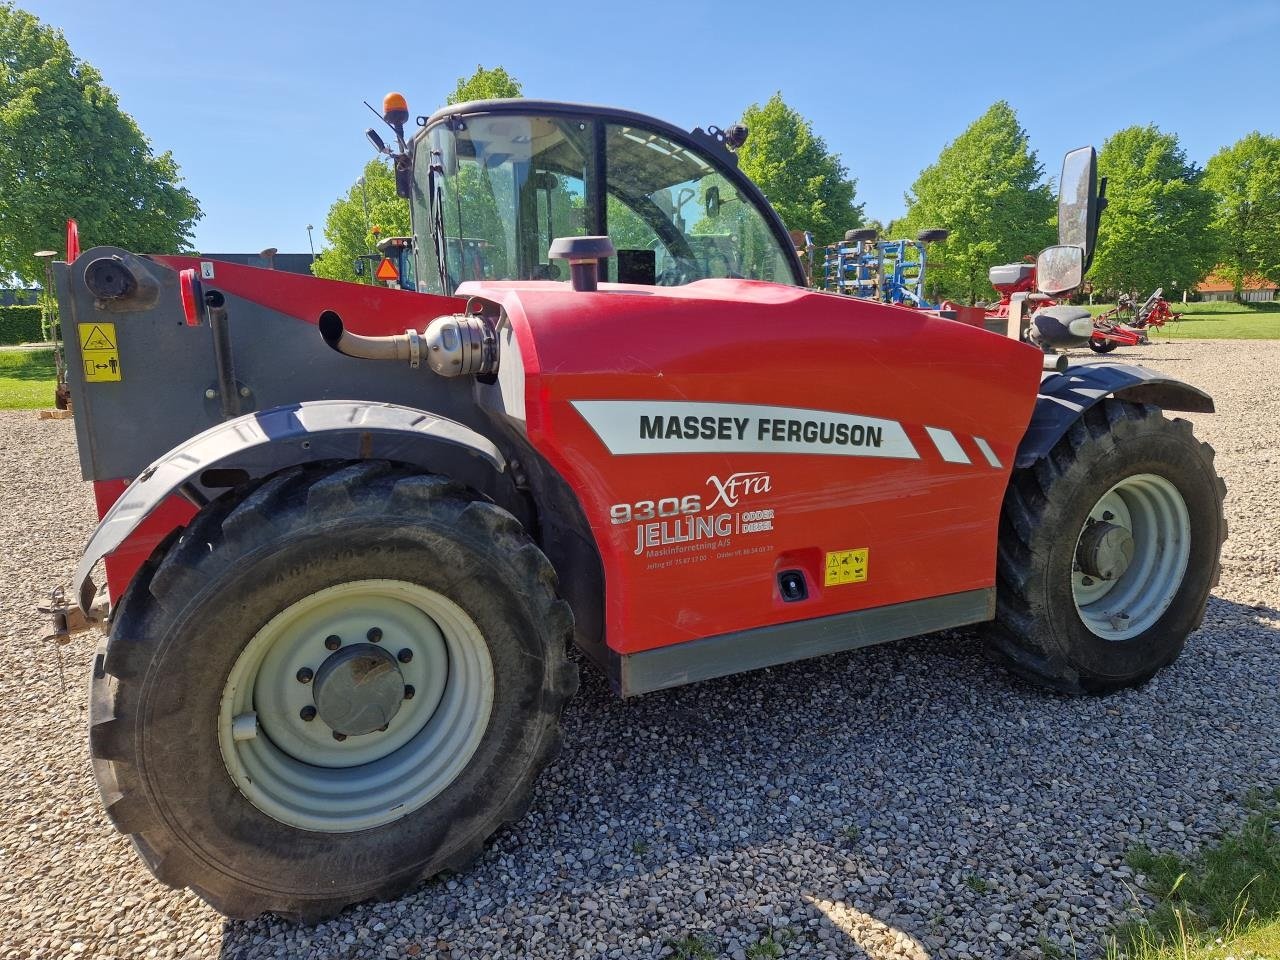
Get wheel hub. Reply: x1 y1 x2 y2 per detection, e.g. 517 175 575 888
1075 520 1135 582
312 642 405 736
220 579 494 832
1070 475 1191 642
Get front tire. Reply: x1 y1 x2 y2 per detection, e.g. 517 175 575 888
1088 337 1119 353
89 462 577 920
983 400 1225 693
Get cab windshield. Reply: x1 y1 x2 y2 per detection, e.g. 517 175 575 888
412 113 795 292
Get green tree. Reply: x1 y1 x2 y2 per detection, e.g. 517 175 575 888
898 102 1054 304
1204 132 1280 299
0 4 200 282
735 93 861 247
311 158 412 283
1090 125 1217 298
312 66 524 284
446 65 522 105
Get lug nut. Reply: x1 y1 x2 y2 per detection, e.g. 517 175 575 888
397 648 413 663
367 627 383 643
299 705 317 721
296 667 314 684
325 634 341 651
332 731 347 742
403 684 416 700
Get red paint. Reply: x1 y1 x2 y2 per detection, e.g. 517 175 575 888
92 267 1043 658
1091 291 1181 348
1091 324 1141 348
66 219 80 262
465 278 1043 655
93 480 196 604
154 256 466 335
942 303 989 328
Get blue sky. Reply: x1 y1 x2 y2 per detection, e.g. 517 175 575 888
21 0 1280 254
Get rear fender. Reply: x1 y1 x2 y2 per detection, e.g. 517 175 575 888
75 400 510 612
1015 362 1214 468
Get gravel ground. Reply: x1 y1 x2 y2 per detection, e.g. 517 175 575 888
1 339 1277 960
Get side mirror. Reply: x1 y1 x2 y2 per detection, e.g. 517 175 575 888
1058 146 1102 268
1036 244 1084 296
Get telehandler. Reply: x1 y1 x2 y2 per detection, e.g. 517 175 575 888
53 94 1224 919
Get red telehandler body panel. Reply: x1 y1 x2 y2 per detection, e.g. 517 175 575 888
468 278 1043 654
82 266 1041 658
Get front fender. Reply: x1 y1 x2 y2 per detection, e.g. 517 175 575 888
1015 362 1214 469
75 400 506 612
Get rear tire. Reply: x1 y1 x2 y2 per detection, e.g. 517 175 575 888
89 462 577 920
983 400 1225 693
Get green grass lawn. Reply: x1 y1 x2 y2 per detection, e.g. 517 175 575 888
1107 789 1280 960
0 348 58 410
1088 300 1280 339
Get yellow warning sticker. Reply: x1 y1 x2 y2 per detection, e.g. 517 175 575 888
78 322 121 382
824 547 869 586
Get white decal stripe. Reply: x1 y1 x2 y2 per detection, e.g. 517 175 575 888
1040 394 1084 412
924 426 970 464
973 436 1002 469
571 400 920 460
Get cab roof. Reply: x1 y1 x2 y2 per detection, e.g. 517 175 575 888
417 99 741 166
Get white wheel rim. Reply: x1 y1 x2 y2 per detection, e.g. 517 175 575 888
1071 474 1191 641
218 579 494 832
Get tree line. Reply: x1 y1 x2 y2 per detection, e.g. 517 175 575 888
2 5 1276 305
898 108 1280 305
0 4 199 284
314 66 1280 305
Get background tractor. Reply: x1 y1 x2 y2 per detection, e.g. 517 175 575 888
52 93 1225 921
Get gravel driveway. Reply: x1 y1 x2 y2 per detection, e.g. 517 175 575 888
2 340 1277 960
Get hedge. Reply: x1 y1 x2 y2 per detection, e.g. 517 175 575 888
0 305 45 345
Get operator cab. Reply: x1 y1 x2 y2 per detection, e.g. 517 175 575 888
405 100 805 295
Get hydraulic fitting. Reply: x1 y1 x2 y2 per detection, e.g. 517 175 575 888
422 314 497 377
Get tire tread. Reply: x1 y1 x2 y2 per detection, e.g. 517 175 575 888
983 398 1226 693
88 461 577 921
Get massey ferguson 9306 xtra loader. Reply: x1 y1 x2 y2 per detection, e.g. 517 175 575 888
51 93 1224 919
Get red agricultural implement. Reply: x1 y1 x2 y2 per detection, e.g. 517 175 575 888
984 256 1182 355
50 93 1225 920
1089 287 1181 353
